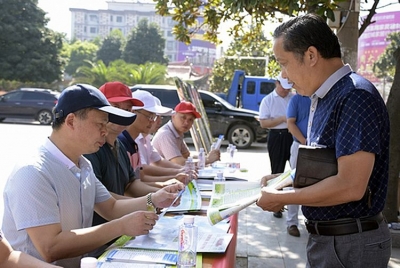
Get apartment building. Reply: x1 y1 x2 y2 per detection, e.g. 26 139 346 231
69 0 216 65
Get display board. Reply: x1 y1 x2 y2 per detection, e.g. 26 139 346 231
174 78 213 153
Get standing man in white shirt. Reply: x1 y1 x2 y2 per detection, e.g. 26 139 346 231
259 73 294 218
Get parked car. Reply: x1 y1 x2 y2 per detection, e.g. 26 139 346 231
0 88 60 125
130 84 267 149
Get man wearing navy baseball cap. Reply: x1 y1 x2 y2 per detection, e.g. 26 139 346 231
53 83 137 126
2 84 184 267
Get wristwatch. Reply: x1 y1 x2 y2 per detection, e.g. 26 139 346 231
146 193 156 212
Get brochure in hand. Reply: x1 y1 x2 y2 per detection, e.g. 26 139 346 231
207 171 294 225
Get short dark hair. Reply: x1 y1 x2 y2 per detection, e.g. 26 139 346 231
273 13 342 62
52 107 95 130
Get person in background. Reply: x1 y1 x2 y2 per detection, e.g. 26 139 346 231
2 84 183 267
283 93 311 237
152 101 220 166
257 14 391 267
259 73 294 218
0 230 62 268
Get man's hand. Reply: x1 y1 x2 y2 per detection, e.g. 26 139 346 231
256 187 286 213
206 149 220 164
260 174 280 187
119 211 158 236
151 183 185 208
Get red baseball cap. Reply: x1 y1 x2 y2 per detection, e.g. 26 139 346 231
174 101 201 118
99 82 144 107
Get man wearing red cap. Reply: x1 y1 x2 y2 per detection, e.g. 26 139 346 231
152 101 220 166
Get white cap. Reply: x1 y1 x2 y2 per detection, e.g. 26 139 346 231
131 90 173 114
277 73 293 89
154 96 174 116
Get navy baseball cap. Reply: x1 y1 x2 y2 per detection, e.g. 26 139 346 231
53 84 136 126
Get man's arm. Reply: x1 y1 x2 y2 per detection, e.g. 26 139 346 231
170 156 187 166
0 235 61 268
26 183 184 263
287 118 306 145
257 151 374 211
141 164 182 177
260 116 286 129
153 159 183 169
124 178 161 197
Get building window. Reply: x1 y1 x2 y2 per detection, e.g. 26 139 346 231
116 16 123 23
90 27 97 34
110 15 113 22
167 31 173 37
166 41 174 50
246 81 256 95
89 14 98 22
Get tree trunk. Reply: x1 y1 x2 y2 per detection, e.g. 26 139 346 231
383 47 400 222
336 0 359 70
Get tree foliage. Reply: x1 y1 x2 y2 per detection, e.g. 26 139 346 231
97 30 125 66
74 60 167 87
210 27 277 93
155 0 345 44
0 0 64 83
64 40 99 76
122 19 167 65
127 62 167 85
373 32 400 79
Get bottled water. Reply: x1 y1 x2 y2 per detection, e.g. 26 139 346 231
178 215 198 267
214 170 225 181
80 257 97 268
198 148 206 170
184 157 195 185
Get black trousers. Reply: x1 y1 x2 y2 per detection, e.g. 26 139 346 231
267 129 293 174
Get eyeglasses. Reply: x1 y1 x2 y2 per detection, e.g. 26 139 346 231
136 110 158 122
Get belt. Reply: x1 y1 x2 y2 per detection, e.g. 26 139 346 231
305 212 384 236
269 129 288 133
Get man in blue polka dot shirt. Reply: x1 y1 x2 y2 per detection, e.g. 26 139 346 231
257 14 391 267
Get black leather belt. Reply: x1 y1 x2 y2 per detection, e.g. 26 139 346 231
305 212 384 236
269 129 289 133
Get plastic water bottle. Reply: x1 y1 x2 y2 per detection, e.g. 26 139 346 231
184 157 195 185
178 215 198 267
214 170 225 181
80 257 98 268
198 148 206 170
